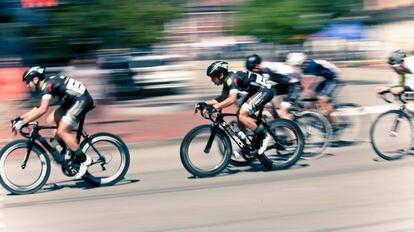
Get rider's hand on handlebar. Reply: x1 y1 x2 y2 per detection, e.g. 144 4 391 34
11 118 26 135
194 102 208 113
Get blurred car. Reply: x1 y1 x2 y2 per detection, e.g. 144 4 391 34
97 54 138 101
129 54 194 97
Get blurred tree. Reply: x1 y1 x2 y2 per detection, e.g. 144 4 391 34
234 0 362 43
19 0 187 63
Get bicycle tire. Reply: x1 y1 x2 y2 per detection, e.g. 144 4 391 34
180 124 232 177
0 140 51 195
264 118 305 169
81 132 130 186
294 111 332 159
370 110 412 160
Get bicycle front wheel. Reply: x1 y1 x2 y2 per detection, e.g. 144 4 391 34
294 111 332 159
81 133 130 186
180 125 232 177
264 119 305 169
0 140 51 195
370 110 413 160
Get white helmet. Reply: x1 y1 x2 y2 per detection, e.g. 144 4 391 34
286 52 306 66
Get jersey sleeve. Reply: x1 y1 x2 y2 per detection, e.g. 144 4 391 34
41 82 53 99
227 74 239 94
214 75 239 102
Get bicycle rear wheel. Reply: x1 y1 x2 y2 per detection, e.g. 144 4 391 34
264 119 305 169
0 140 50 195
294 111 332 159
81 133 130 186
370 110 413 160
180 125 232 177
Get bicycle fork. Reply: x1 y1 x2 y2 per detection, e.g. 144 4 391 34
21 138 35 169
204 122 219 154
390 112 405 137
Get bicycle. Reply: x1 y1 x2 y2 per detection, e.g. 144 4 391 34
370 91 414 160
0 113 130 195
295 81 362 143
262 100 332 160
180 103 305 177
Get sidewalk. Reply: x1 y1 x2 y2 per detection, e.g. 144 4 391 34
0 103 240 147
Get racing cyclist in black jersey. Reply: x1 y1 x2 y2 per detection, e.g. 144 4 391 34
202 61 275 155
11 66 94 178
246 54 302 120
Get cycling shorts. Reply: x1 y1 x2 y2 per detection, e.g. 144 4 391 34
274 83 302 102
58 91 94 126
315 79 338 97
242 87 275 115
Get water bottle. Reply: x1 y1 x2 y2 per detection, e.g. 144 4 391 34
51 139 63 154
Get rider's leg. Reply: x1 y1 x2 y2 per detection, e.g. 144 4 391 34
47 108 65 145
56 120 79 155
318 95 333 116
239 88 274 153
317 79 338 124
59 99 93 178
278 101 293 120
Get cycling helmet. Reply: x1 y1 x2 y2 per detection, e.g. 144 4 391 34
22 66 45 83
206 61 229 77
286 52 306 66
245 54 262 71
388 50 406 65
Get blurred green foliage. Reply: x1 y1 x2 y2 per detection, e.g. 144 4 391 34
20 0 186 62
234 0 362 43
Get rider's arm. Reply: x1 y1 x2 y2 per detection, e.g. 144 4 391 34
213 92 238 110
20 97 51 123
21 107 39 118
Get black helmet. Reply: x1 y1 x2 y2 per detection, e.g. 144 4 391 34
206 61 229 77
22 66 46 83
245 54 262 71
388 50 406 65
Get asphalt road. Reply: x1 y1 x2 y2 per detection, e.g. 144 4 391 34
2 67 414 232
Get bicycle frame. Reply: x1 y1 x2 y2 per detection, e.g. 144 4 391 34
20 120 105 169
203 108 280 154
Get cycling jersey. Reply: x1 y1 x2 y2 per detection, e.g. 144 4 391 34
41 75 89 101
260 62 301 85
303 59 338 80
216 71 274 115
216 71 272 100
303 59 339 97
255 62 302 102
41 75 94 126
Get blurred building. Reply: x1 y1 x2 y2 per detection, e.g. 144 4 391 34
363 0 414 55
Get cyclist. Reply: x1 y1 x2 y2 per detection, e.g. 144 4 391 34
375 50 414 95
11 66 94 178
202 61 275 155
286 52 339 117
246 54 302 119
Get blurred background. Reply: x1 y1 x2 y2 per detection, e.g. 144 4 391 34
5 1 414 231
1 0 414 142
0 0 414 132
